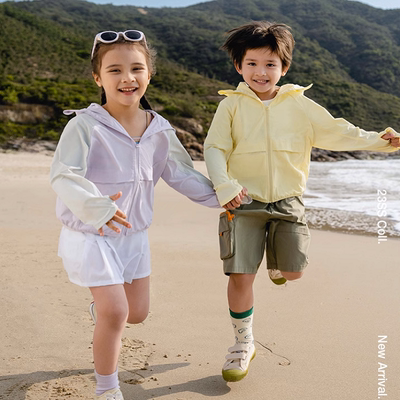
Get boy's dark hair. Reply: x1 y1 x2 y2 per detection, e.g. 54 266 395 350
221 21 295 70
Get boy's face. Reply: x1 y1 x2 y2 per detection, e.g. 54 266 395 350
235 48 288 101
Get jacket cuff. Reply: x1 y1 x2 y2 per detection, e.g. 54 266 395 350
379 127 400 152
215 181 243 206
93 201 118 230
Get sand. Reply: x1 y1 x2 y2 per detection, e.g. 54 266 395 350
0 152 399 400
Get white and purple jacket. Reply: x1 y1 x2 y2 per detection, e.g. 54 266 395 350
50 103 219 236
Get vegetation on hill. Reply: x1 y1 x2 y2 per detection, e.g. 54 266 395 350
0 0 399 156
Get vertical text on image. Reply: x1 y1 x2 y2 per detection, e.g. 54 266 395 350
377 189 387 244
377 335 388 399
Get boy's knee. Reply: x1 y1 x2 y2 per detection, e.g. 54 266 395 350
281 271 304 281
229 273 256 288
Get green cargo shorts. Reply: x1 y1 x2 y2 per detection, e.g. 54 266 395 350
218 196 310 275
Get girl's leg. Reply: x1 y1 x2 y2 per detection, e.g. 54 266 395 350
124 276 150 324
90 284 129 375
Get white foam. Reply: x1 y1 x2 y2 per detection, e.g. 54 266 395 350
305 160 400 231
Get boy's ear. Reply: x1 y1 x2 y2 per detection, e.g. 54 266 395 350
92 72 102 88
282 66 289 77
234 62 242 75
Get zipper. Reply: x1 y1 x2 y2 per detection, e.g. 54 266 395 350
265 106 273 202
121 140 140 235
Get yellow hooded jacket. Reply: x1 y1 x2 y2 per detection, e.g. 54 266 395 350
204 82 398 206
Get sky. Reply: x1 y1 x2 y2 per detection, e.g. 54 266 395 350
0 0 399 8
87 0 400 9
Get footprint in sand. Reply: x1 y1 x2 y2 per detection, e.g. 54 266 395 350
17 338 152 398
119 337 152 369
24 374 94 399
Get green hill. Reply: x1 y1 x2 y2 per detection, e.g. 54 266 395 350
0 0 399 155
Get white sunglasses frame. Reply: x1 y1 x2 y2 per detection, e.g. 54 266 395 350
91 30 146 59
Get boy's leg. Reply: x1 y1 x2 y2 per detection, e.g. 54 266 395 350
267 196 310 281
223 273 256 382
267 219 310 278
228 273 256 313
281 270 304 280
89 284 128 394
124 276 150 324
219 207 267 382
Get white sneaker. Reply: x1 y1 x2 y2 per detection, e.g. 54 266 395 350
268 269 287 285
95 388 124 399
222 342 256 382
89 301 97 324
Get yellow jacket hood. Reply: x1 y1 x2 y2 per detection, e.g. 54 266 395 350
218 81 313 100
204 82 398 206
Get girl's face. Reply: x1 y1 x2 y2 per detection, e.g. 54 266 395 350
93 44 151 108
236 47 288 101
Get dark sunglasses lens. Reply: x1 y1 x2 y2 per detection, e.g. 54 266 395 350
100 31 118 41
125 30 142 40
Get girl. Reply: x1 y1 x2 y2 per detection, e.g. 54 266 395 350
50 30 219 400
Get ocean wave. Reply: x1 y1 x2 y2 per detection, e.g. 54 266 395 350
304 160 400 237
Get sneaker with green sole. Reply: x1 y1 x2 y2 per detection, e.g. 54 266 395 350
268 269 287 285
222 342 256 382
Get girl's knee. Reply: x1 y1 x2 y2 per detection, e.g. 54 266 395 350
127 307 149 324
98 303 129 327
281 271 304 281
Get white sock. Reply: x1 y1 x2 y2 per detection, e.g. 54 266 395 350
95 369 119 395
230 307 254 345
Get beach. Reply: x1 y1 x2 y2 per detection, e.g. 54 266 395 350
0 152 399 400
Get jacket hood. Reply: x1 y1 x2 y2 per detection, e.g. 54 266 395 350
218 82 313 102
64 103 173 138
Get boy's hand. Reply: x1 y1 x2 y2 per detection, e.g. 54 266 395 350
223 187 248 210
98 191 132 236
382 132 400 148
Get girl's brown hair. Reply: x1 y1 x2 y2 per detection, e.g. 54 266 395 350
91 37 157 108
221 21 295 70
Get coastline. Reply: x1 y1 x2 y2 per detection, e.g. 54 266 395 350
1 150 398 238
305 207 400 238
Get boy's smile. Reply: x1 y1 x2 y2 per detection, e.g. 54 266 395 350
236 48 288 101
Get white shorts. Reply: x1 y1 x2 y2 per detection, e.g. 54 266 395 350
58 226 151 287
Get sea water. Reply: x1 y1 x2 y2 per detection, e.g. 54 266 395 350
304 159 400 235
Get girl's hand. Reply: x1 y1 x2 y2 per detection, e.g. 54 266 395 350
98 191 132 236
382 132 400 148
223 187 248 210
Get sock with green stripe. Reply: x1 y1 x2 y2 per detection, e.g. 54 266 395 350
230 307 254 345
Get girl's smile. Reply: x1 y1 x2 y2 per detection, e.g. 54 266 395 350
118 86 139 93
94 45 151 108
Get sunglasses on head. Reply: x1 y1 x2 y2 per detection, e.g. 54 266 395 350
91 30 146 59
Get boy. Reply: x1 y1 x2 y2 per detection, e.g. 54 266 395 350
204 21 399 383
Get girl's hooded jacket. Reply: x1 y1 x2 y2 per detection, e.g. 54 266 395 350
50 104 219 236
204 82 399 206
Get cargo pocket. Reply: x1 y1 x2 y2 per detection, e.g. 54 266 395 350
218 211 235 260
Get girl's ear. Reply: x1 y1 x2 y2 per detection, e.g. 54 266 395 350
92 72 102 88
